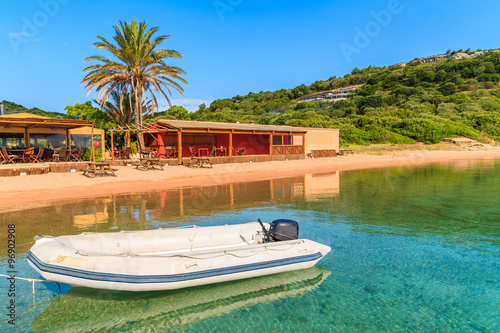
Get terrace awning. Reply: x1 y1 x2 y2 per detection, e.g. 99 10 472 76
0 114 95 150
108 120 307 135
155 120 307 135
0 117 94 129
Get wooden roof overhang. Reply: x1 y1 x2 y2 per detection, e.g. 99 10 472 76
108 120 307 136
108 122 171 133
0 117 94 129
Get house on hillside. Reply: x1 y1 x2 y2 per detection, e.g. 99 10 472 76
298 85 363 103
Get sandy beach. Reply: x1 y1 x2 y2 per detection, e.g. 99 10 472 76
1 145 500 212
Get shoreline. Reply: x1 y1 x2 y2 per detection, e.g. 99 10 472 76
1 148 500 212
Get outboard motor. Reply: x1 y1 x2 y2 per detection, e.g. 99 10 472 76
270 219 299 241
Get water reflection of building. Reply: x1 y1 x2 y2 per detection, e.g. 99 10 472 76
0 173 340 257
304 172 340 199
70 173 340 228
72 200 110 228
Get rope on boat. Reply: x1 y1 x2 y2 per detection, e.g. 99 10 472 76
0 273 57 313
0 273 46 294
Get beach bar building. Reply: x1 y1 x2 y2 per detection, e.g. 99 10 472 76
0 113 104 156
110 120 339 164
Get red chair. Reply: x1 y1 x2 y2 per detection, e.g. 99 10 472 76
29 147 45 163
71 147 84 161
189 146 198 157
235 146 246 156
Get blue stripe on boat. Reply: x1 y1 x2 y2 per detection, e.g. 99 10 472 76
27 250 323 284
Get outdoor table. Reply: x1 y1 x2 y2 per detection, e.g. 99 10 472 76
338 149 353 156
198 148 209 157
165 148 177 158
188 157 213 168
7 148 28 155
7 148 32 162
140 149 153 158
83 161 117 178
133 158 164 171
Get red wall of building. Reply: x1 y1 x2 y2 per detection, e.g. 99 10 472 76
153 133 270 157
233 134 269 155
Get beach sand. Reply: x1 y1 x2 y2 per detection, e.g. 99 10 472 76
1 145 500 211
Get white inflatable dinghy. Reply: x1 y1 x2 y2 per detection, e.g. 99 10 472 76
28 219 331 291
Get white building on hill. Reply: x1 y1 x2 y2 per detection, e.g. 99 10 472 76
298 85 363 103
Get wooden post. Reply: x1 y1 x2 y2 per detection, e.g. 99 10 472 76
270 179 274 201
24 127 30 148
269 134 273 156
300 133 305 155
111 131 115 166
229 131 233 157
179 188 184 217
177 130 182 164
91 125 95 162
65 128 70 150
230 183 234 209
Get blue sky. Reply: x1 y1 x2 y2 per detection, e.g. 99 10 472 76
1 0 499 113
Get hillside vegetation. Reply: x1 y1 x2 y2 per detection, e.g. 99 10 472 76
5 49 500 146
0 100 68 119
181 49 500 145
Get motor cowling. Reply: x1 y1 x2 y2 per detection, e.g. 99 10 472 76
270 219 299 241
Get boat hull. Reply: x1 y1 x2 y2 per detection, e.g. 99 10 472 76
27 223 331 291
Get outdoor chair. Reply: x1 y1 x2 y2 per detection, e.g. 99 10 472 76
165 146 176 158
0 148 6 164
189 146 198 157
140 148 152 158
53 147 68 162
70 147 84 162
235 146 246 156
1 147 21 164
119 146 131 159
22 147 35 162
29 147 45 163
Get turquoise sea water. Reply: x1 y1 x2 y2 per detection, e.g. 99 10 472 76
1 158 499 332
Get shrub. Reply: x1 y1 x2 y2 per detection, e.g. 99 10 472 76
484 82 496 89
130 141 138 155
82 147 103 162
439 82 457 96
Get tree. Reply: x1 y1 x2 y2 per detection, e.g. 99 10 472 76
166 105 190 120
64 101 111 129
82 20 187 149
198 103 207 112
98 90 133 126
98 91 151 147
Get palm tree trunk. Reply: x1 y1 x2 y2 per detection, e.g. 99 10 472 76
134 81 145 150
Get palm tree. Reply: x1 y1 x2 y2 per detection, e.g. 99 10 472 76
82 20 187 149
96 91 152 147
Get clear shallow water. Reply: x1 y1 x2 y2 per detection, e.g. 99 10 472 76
1 159 499 332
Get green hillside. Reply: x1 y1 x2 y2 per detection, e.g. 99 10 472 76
186 49 500 145
0 100 68 119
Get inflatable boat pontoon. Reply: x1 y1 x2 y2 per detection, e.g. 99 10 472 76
28 219 331 291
